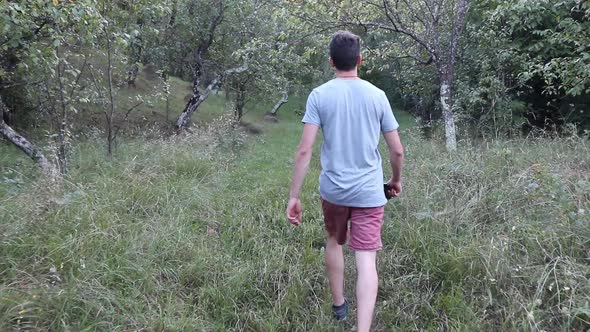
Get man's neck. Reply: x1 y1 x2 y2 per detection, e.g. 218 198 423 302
335 68 359 80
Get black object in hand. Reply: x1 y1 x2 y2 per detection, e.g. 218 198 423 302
384 183 393 200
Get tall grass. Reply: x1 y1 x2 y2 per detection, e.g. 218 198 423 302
1 108 589 331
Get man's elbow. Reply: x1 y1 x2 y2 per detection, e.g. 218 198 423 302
390 145 404 159
296 146 312 161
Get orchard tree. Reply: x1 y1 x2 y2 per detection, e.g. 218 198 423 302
291 0 471 150
172 0 227 131
171 0 310 129
356 0 470 150
166 0 250 130
220 1 315 120
0 0 100 175
65 0 170 158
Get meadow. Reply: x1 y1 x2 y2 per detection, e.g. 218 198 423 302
1 95 589 331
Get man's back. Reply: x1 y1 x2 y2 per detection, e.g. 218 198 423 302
302 78 399 207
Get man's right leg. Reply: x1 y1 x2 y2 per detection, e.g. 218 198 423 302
355 251 378 332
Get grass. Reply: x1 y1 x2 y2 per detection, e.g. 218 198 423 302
122 64 304 129
71 63 231 135
1 87 589 331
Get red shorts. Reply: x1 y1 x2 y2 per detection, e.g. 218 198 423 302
321 199 385 251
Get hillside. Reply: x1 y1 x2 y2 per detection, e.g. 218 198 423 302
1 93 589 330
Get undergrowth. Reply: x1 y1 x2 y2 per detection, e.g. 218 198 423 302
1 116 589 331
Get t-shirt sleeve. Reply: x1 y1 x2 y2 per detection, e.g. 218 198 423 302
380 92 399 132
302 90 321 126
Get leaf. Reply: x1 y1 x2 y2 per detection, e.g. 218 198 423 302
53 0 59 6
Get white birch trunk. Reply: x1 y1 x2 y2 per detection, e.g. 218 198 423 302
440 76 457 151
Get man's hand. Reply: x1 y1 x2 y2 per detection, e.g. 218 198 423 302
286 198 302 226
383 130 404 198
287 124 318 227
386 179 402 197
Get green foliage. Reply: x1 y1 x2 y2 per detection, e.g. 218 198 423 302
2 0 590 153
0 0 100 80
492 0 590 97
1 1 589 330
456 0 590 134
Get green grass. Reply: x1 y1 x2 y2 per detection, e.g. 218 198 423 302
68 62 244 136
1 90 589 331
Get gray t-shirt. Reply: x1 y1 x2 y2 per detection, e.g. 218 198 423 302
302 78 399 207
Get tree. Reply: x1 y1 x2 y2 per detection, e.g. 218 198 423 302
165 0 317 129
450 0 590 135
73 0 170 157
355 0 470 150
269 83 289 116
220 0 319 120
0 97 57 176
487 0 590 130
0 0 98 174
290 0 471 150
173 0 225 131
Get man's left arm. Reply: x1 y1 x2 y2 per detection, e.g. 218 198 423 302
286 123 319 225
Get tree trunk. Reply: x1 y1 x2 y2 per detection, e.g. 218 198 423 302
57 106 68 173
176 76 221 130
439 71 457 151
0 99 56 176
126 63 139 88
106 28 115 159
56 54 69 174
437 0 469 152
176 56 205 131
235 82 246 121
174 1 225 132
175 63 248 131
166 93 170 122
106 113 113 157
270 90 288 115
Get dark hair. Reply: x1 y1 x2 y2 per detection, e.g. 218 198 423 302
329 31 361 71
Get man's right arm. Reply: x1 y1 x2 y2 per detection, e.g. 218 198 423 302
383 130 404 196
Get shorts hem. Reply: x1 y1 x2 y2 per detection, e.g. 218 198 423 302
348 245 383 252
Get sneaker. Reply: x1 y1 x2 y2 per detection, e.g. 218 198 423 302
332 299 349 321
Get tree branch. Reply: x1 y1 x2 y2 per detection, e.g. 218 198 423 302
0 80 44 90
112 101 144 141
0 97 56 176
68 57 89 99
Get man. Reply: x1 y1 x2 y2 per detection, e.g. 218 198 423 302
286 31 404 331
